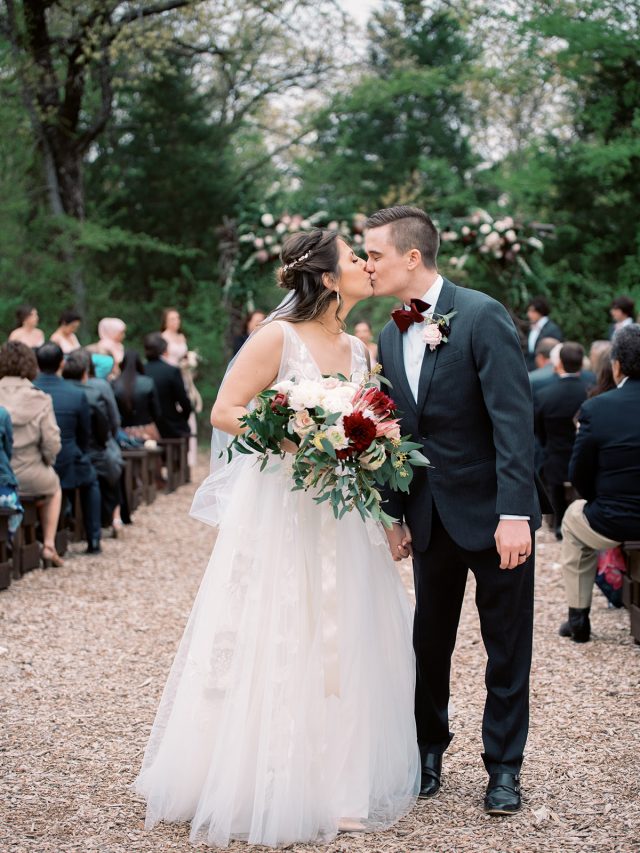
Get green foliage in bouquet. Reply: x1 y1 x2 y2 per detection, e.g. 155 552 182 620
224 375 430 528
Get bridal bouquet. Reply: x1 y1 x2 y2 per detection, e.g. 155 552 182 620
225 371 430 527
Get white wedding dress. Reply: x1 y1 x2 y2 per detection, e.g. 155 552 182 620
134 322 420 848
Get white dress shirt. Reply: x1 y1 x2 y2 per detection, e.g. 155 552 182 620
401 276 529 522
402 276 444 402
528 315 549 355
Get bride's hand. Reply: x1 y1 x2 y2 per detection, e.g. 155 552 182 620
385 522 412 561
279 438 298 454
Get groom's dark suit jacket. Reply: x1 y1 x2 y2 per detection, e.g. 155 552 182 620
378 278 544 552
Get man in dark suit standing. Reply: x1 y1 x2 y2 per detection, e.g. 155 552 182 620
525 296 564 371
535 342 588 538
560 324 640 642
143 334 191 439
34 343 102 553
365 207 543 816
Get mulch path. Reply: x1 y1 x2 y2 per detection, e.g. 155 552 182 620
1 461 639 852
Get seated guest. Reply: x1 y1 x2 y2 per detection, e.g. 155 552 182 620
143 333 191 439
609 296 635 339
0 404 24 540
93 318 126 377
50 309 82 354
8 305 45 350
34 343 102 555
559 325 640 642
529 336 561 399
85 354 124 533
535 343 588 538
589 340 612 374
113 350 161 441
62 351 124 534
525 296 564 370
587 344 616 398
0 342 63 565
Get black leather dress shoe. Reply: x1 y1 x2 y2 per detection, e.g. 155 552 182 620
484 772 521 815
85 540 102 555
419 753 442 799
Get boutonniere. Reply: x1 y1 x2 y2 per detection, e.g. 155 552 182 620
422 310 458 351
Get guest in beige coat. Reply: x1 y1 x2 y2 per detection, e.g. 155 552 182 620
0 342 64 566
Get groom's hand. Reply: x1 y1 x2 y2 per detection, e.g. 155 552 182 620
385 522 413 561
494 519 532 570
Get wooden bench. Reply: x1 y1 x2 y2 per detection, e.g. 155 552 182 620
14 496 44 574
0 506 17 590
121 449 146 514
159 437 189 494
622 541 640 644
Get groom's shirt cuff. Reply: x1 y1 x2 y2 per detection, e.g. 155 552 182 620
500 514 530 520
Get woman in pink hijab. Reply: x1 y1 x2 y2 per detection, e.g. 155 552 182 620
96 318 126 369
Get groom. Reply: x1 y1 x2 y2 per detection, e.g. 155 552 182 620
364 206 544 815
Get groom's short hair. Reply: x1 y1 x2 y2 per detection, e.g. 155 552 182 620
365 206 439 268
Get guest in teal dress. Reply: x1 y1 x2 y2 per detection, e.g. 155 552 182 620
0 405 23 538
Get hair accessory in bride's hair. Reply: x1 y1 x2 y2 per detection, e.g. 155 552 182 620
282 250 311 272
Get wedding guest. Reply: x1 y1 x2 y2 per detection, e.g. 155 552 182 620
113 350 161 441
587 346 616 398
609 296 635 339
353 319 378 362
85 354 124 534
232 309 266 355
34 343 102 555
50 309 82 354
161 309 199 465
529 337 562 399
0 405 23 540
62 350 123 534
560 324 640 642
96 317 126 372
143 334 191 439
535 343 588 539
0 342 63 566
525 296 564 370
8 305 45 350
160 308 188 367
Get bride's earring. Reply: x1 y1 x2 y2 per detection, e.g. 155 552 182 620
335 287 341 311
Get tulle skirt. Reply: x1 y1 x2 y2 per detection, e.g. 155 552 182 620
134 456 420 848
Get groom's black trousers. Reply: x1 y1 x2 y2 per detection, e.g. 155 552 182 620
412 506 534 774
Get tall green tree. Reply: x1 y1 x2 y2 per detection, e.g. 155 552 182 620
294 0 479 217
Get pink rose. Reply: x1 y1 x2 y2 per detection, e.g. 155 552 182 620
291 409 316 437
423 323 443 351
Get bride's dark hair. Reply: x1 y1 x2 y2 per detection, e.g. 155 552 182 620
273 230 342 325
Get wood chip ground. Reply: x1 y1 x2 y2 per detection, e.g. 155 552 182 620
1 460 639 852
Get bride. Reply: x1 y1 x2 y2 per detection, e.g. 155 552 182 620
133 229 420 848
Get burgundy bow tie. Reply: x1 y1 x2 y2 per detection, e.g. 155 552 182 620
391 298 432 332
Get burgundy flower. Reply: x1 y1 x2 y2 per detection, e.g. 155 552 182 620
343 412 377 453
270 392 288 412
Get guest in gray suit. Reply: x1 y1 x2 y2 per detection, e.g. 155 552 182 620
365 206 549 816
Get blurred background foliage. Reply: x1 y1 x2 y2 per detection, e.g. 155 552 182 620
1 0 639 424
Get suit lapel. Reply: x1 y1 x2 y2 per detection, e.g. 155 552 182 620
416 278 456 413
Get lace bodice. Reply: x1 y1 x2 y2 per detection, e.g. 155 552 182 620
274 321 369 384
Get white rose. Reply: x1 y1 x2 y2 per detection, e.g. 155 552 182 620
261 213 274 227
479 223 492 234
273 379 294 395
512 242 521 252
326 425 348 449
505 229 517 242
484 231 502 249
461 225 470 236
360 444 387 471
289 380 324 411
275 222 287 234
